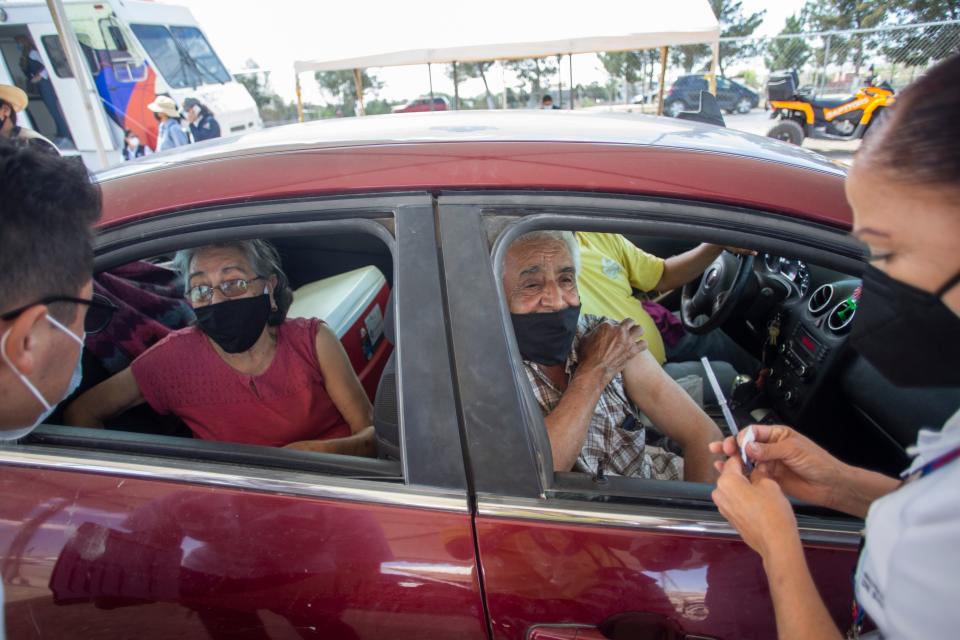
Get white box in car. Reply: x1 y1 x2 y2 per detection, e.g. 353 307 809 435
288 266 387 339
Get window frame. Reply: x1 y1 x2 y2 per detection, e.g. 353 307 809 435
41 35 74 78
436 191 865 544
9 193 469 499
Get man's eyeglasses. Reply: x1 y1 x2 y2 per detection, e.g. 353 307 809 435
0 293 119 334
186 276 265 305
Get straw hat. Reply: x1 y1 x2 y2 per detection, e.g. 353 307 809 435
0 85 28 112
147 95 180 118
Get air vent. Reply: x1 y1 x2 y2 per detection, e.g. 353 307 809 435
827 298 857 333
808 284 834 315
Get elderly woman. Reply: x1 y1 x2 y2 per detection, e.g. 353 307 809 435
66 240 375 456
503 230 722 482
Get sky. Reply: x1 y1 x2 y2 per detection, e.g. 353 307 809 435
173 0 806 105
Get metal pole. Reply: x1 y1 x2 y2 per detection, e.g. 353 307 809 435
46 0 109 168
819 35 831 97
428 63 435 111
500 60 507 109
656 46 668 116
709 40 719 96
569 53 574 110
453 62 460 110
352 68 365 116
557 55 563 108
295 73 304 122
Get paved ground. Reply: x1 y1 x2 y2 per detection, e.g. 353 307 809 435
724 110 860 167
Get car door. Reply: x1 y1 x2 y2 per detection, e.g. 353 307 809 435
716 78 736 111
0 195 488 639
436 193 864 640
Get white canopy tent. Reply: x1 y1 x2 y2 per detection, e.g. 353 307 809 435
292 0 719 117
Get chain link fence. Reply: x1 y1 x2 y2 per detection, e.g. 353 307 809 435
724 20 960 99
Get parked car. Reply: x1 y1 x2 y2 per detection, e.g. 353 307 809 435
664 74 759 117
2 111 956 640
392 96 450 113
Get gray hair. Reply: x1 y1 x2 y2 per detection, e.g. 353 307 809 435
173 239 293 325
509 230 581 274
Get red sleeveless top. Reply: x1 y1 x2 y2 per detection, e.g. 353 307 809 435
130 317 351 446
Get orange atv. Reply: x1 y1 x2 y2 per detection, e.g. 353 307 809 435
766 70 895 145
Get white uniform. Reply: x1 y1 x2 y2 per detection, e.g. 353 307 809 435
856 409 960 638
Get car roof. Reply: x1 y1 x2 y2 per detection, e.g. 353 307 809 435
96 110 852 229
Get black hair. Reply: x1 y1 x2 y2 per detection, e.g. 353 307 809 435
184 98 213 118
860 54 960 189
542 94 553 103
0 138 102 322
1 100 18 127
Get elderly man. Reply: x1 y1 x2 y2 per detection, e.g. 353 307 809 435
503 230 722 482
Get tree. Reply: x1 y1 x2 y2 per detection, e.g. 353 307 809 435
882 0 960 66
235 63 299 126
314 70 383 117
504 58 558 105
446 61 498 108
667 1 766 75
712 0 766 74
803 0 890 75
765 13 813 71
597 52 645 102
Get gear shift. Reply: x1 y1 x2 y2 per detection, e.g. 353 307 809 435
730 374 756 408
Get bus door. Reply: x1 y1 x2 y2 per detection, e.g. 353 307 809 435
26 23 118 161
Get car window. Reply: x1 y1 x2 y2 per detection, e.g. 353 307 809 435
717 77 733 90
32 228 402 482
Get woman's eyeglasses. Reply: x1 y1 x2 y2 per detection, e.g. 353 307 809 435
0 293 119 334
186 276 265 305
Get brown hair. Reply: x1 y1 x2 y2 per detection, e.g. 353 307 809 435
859 54 960 188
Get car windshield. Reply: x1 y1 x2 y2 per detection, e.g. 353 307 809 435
131 23 229 88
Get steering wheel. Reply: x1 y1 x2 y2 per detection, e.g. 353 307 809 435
680 252 755 335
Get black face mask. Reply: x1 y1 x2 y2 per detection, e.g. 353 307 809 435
194 294 271 354
849 264 960 387
510 306 581 366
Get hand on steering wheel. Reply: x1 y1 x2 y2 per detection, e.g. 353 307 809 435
680 251 755 335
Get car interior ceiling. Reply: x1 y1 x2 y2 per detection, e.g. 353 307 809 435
38 231 401 480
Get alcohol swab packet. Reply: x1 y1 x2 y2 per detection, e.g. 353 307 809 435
739 425 756 473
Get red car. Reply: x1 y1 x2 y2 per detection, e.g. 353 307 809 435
2 111 955 639
392 96 450 112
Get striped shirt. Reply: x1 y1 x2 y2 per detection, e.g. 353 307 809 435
522 314 683 480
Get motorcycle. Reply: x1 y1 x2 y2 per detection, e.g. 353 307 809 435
766 70 895 145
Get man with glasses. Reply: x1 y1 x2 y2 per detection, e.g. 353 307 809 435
0 138 107 439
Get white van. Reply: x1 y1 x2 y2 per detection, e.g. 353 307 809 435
0 0 261 169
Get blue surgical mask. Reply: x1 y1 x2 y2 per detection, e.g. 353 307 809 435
0 314 84 440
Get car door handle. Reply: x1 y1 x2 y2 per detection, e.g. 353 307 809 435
527 625 606 640
527 613 721 640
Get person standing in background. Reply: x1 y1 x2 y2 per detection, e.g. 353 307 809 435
147 95 189 152
122 128 152 161
183 97 221 142
15 35 71 148
0 84 58 154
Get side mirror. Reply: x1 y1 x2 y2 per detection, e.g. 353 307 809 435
676 90 726 128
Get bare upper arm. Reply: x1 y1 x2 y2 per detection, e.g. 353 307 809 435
313 322 374 432
64 367 145 426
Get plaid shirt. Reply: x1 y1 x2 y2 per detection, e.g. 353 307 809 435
522 314 683 480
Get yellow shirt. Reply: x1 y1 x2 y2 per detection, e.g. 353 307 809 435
576 232 667 363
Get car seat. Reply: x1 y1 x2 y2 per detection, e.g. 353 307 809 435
372 292 401 461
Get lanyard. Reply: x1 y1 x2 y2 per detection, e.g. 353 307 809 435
848 444 960 639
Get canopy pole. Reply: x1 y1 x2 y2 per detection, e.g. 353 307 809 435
353 68 365 116
656 46 668 116
295 73 304 122
709 40 719 96
428 63 435 111
46 0 108 167
557 55 563 108
453 61 460 110
569 53 574 110
500 61 507 109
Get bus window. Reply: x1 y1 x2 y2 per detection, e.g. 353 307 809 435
131 23 213 88
169 26 230 84
41 36 73 78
